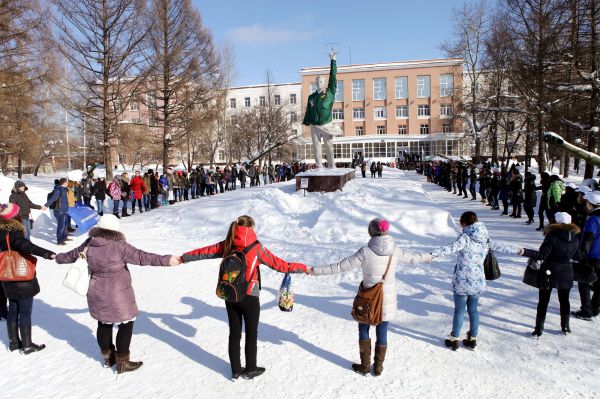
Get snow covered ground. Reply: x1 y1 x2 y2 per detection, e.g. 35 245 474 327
1 168 599 399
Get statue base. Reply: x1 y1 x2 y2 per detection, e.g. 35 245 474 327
295 168 355 193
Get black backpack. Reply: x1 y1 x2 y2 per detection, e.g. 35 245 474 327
215 241 260 303
47 190 59 210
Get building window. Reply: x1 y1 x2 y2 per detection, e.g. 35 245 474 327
259 96 266 106
396 105 408 118
355 125 364 136
398 125 407 134
440 74 454 97
230 115 237 125
395 76 408 99
290 112 297 123
443 123 452 133
417 75 430 98
229 98 236 109
291 129 298 136
218 150 226 161
417 104 430 117
131 118 141 124
377 125 386 135
129 101 139 111
374 107 386 119
352 79 365 101
274 94 281 105
420 124 430 135
508 121 515 132
440 104 453 118
244 97 251 107
353 108 365 120
289 93 297 104
332 109 344 120
335 80 344 102
373 78 386 100
147 93 157 108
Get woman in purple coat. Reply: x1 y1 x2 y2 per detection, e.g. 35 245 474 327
56 214 180 373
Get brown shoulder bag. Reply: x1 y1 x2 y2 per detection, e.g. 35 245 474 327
351 255 393 326
0 233 37 281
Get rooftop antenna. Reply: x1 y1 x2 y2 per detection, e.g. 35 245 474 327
326 42 339 56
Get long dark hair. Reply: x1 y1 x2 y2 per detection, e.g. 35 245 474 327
223 215 255 256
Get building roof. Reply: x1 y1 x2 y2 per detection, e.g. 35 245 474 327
300 58 464 75
229 82 301 90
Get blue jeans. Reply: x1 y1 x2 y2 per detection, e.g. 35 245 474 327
143 194 151 210
22 219 31 241
96 199 104 214
358 321 389 345
112 199 120 214
451 294 480 338
7 297 33 326
54 211 68 243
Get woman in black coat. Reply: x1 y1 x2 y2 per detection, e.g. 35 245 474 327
0 203 55 354
509 170 523 218
92 177 107 216
523 212 581 337
537 172 551 231
523 172 537 225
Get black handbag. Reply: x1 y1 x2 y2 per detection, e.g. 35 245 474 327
484 242 501 280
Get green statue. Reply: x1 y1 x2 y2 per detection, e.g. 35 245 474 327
544 132 600 167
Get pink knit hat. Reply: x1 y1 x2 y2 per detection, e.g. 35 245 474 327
0 203 20 220
368 218 390 237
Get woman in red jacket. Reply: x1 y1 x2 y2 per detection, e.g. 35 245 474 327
129 171 147 215
181 215 309 381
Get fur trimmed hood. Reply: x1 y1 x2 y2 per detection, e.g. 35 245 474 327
89 227 125 242
544 223 581 238
0 218 26 234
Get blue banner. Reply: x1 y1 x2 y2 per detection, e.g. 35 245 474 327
67 203 100 233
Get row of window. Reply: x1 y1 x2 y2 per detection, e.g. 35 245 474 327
230 93 297 109
332 105 453 121
230 112 298 125
353 123 452 136
310 74 454 101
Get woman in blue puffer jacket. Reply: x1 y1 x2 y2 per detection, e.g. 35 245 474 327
430 211 523 350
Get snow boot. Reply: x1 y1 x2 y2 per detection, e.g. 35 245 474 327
244 367 266 380
20 324 45 354
571 310 592 321
7 322 21 352
101 345 116 368
113 213 121 219
444 335 459 351
373 344 387 376
462 332 477 350
351 339 371 375
231 367 245 381
115 352 143 374
532 315 545 337
561 313 571 335
121 209 130 217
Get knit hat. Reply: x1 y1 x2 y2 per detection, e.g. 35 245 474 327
584 191 600 206
13 180 26 191
97 214 120 232
554 212 572 225
0 203 20 220
368 218 390 237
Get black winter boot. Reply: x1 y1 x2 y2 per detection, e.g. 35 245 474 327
20 324 45 354
352 339 371 375
444 335 459 351
101 345 116 368
7 322 21 352
244 367 266 379
373 344 387 376
462 332 477 350
532 315 545 338
115 352 143 374
561 313 571 335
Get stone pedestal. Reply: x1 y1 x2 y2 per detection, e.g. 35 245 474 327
295 168 355 193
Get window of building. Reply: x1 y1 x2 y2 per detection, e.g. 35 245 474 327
244 97 251 107
417 75 430 98
377 125 386 135
440 104 453 118
396 105 408 118
373 78 386 100
229 98 236 109
352 79 365 101
417 104 430 117
443 123 452 133
218 150 226 161
291 129 298 136
274 94 281 105
440 74 454 97
131 118 141 124
289 93 297 104
290 111 297 123
335 80 344 102
332 109 344 120
508 121 515 132
147 93 157 108
230 115 237 125
398 125 407 134
129 101 139 111
374 106 387 119
395 76 408 99
420 124 430 135
353 108 365 120
259 96 266 106
355 125 364 136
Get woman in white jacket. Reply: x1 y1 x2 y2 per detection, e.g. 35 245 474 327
310 218 426 376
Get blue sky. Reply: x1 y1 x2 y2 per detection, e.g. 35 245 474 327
193 0 465 86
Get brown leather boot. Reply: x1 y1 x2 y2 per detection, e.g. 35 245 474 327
101 345 116 368
373 344 387 376
115 352 143 374
351 339 371 375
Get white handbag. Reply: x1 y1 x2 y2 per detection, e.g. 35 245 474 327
63 247 90 296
